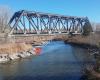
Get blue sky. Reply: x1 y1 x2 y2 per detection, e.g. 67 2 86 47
0 0 100 22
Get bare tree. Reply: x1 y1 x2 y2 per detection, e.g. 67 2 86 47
0 5 12 33
95 23 100 32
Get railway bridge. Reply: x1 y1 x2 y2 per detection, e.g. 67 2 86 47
7 10 92 44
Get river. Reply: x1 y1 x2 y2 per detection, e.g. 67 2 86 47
0 41 95 80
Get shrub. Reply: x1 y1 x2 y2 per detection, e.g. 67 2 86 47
82 22 93 36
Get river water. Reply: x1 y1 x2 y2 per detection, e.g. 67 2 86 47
0 41 95 80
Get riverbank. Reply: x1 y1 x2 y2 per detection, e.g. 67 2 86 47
0 43 40 63
64 33 100 52
63 34 100 80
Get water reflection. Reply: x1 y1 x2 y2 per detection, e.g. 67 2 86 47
0 41 94 80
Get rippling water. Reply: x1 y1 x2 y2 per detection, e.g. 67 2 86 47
0 41 95 80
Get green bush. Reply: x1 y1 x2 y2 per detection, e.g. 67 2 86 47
82 22 93 36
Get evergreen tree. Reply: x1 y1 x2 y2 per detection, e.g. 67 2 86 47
82 22 93 36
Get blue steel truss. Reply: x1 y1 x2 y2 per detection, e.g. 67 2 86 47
8 10 91 35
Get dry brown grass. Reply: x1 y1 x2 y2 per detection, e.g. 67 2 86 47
67 33 100 46
0 43 32 54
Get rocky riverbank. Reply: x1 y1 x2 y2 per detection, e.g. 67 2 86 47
0 43 41 63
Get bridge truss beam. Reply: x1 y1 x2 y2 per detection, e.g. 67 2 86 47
8 10 90 35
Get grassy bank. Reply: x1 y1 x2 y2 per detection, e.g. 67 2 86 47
0 43 32 54
64 33 100 49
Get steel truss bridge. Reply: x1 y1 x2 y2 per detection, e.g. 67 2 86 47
8 10 91 35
